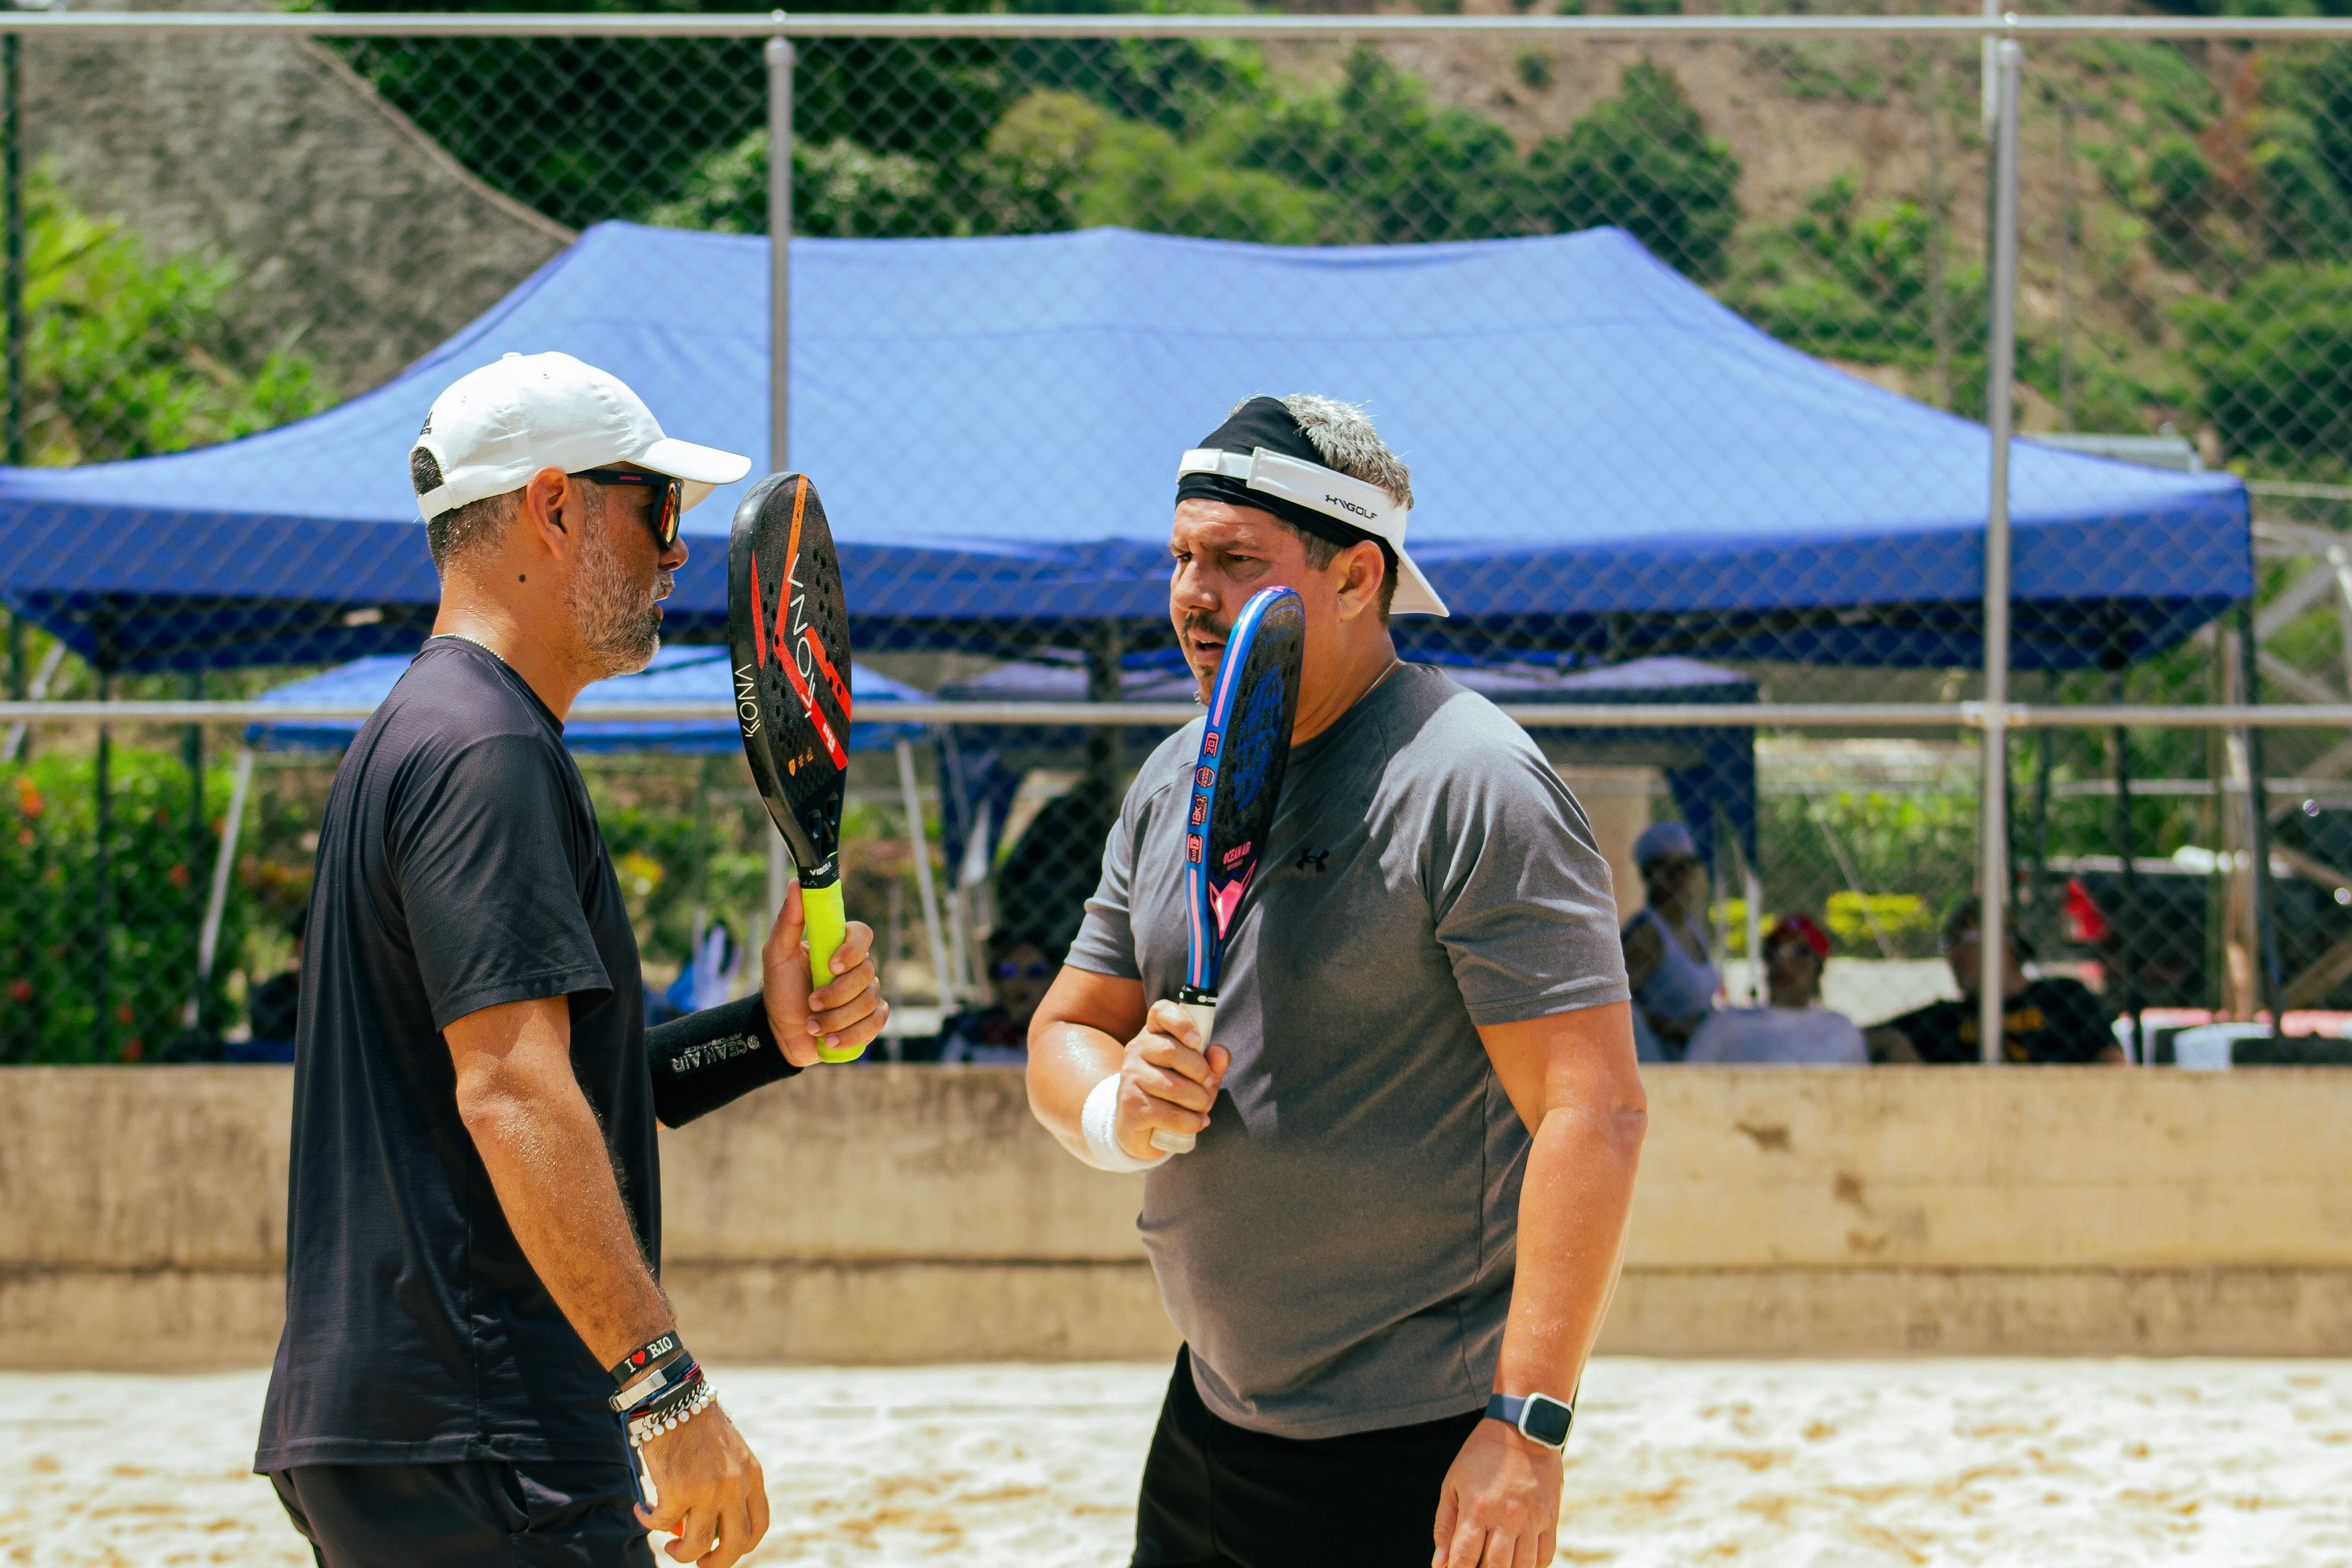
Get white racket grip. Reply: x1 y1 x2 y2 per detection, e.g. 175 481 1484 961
1149 999 1219 1155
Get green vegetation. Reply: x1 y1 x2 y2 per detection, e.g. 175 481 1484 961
1725 174 1976 370
654 52 1743 264
1525 61 1742 278
22 167 330 465
0 751 246 1064
2178 262 2352 466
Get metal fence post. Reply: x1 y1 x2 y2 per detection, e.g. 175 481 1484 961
767 29 793 473
3 20 21 473
1978 35 2021 1065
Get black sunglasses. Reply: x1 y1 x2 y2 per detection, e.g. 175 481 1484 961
995 961 1052 981
572 467 682 550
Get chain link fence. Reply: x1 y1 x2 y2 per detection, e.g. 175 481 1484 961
1 9 2345 1066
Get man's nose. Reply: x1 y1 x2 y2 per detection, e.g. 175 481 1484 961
659 533 690 572
1171 559 1219 611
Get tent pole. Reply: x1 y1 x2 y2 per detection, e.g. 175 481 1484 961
1743 862 1763 1004
895 737 953 1009
2110 690 2145 1062
187 747 253 1030
2 636 60 761
183 670 203 1030
767 33 793 473
93 667 111 1062
1977 37 2020 1067
2239 600 2287 1038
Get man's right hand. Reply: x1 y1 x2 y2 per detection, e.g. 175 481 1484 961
1116 1000 1233 1161
635 1405 769 1568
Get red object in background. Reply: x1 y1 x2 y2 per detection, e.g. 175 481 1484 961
2065 877 2112 945
1768 911 1832 959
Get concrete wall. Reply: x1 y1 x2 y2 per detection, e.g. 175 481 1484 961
2 1065 2346 1369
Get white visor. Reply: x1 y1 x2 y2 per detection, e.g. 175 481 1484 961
1177 446 1449 617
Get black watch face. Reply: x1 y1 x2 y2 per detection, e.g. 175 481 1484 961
1523 1395 1574 1447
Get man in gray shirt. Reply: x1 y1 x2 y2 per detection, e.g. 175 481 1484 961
1027 395 1648 1568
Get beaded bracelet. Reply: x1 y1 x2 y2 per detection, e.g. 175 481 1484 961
627 1375 717 1450
627 1362 705 1424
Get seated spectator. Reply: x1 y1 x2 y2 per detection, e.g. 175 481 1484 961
1621 821 1720 1061
933 932 1056 1065
230 909 306 1064
1865 898 2121 1064
1685 913 1866 1065
995 788 1116 960
647 919 745 1029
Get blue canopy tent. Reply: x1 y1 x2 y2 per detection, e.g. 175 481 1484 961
0 222 2248 675
243 645 926 753
200 648 940 1042
932 655 1758 959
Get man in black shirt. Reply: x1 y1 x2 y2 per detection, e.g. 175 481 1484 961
256 352 889 1568
1869 898 2121 1064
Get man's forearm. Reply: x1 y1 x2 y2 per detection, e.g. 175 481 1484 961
460 1060 673 1369
1026 1017 1126 1158
1494 1100 1646 1399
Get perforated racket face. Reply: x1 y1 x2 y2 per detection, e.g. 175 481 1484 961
727 472 852 881
1183 587 1305 996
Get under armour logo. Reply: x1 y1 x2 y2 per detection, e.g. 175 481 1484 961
1294 847 1330 873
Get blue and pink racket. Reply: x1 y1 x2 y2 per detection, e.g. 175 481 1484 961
1154 585 1306 1154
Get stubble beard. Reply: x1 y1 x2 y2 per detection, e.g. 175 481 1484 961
572 497 668 679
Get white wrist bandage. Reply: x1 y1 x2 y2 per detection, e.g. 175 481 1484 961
1081 1071 1168 1174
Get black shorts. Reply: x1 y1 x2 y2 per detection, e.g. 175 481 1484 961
268 1455 655 1568
1133 1347 1484 1568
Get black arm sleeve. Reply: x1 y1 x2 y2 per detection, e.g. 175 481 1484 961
647 993 804 1127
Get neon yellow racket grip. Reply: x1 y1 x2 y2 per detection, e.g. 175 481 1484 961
800 877 864 1063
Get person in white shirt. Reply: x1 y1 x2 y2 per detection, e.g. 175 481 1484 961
1684 913 1867 1065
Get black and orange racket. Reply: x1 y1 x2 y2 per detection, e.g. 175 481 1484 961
727 472 861 1062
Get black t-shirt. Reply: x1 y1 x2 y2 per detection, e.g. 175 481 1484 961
255 639 653 1471
1889 977 2115 1064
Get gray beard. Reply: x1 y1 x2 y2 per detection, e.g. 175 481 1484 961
571 501 666 678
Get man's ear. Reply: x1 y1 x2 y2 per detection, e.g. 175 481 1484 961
1331 538 1387 623
518 465 583 562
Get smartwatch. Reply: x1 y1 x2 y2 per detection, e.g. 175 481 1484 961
1485 1392 1574 1450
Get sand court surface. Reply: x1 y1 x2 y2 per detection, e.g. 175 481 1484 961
2 1358 2346 1565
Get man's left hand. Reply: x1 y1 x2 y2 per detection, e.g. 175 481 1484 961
760 881 887 1066
1432 1418 1562 1568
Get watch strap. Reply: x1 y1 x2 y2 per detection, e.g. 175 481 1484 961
1484 1391 1574 1449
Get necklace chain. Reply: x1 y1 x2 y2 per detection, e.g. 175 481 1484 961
430 630 514 670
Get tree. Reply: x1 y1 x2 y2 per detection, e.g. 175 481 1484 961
23 168 329 464
648 133 949 237
2177 260 2352 460
1526 60 1744 280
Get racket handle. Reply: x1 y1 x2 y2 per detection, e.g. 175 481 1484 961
1150 999 1219 1155
799 878 864 1063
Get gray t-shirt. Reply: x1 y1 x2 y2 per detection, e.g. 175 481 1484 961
1066 664 1628 1440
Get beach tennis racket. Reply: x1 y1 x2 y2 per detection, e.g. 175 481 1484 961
727 472 863 1063
1154 585 1306 1154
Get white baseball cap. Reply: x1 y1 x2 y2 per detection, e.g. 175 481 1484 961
411 351 751 522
